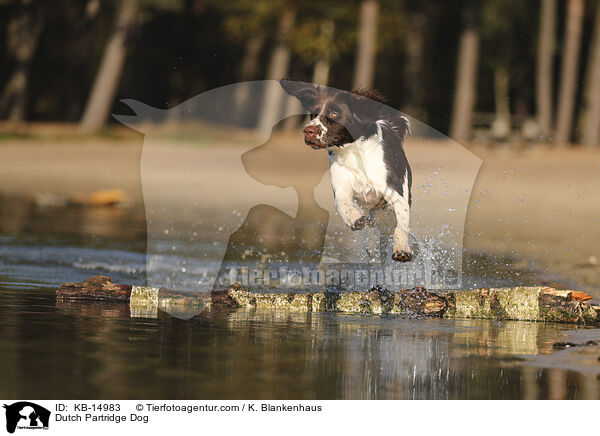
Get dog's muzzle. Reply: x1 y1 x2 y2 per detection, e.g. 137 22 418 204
303 125 324 149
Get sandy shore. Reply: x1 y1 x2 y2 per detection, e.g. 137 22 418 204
1 128 599 296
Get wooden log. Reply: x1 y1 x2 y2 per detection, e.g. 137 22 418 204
57 275 131 302
57 276 210 318
56 276 599 324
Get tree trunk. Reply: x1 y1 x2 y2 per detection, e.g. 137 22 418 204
312 20 335 86
353 0 379 89
283 19 334 130
580 3 600 148
536 0 557 141
257 8 295 134
0 1 45 121
312 59 330 86
240 35 265 82
79 0 139 133
233 34 265 125
491 65 511 140
403 7 427 119
555 0 584 144
449 5 480 142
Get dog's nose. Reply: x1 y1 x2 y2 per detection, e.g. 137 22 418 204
303 126 317 139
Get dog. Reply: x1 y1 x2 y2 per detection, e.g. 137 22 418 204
280 80 413 262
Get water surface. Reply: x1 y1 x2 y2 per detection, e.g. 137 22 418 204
1 207 600 399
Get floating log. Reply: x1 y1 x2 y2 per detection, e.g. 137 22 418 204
56 276 209 318
56 276 600 324
57 275 131 302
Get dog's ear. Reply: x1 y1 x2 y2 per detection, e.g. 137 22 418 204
279 80 318 109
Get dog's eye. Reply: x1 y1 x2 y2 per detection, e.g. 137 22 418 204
328 111 340 119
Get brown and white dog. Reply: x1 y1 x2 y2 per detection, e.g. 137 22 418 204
279 80 413 262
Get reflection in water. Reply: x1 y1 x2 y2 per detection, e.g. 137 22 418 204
2 286 600 399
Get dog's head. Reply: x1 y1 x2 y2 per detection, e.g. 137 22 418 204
279 80 391 149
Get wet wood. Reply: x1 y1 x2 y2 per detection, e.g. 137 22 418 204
56 275 131 302
56 276 599 324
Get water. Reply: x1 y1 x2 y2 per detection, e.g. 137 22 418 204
1 283 600 399
1 201 600 399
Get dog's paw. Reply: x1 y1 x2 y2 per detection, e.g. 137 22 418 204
392 250 412 262
350 216 368 231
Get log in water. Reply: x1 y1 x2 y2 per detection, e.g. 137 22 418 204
56 275 600 324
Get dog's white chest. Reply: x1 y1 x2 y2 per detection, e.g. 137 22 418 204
329 136 387 198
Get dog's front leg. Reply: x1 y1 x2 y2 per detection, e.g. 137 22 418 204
335 193 367 230
330 165 366 230
384 189 412 262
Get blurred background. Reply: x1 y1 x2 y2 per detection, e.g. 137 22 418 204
2 0 600 401
1 0 600 297
0 0 599 144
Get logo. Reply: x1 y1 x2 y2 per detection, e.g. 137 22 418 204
3 402 50 434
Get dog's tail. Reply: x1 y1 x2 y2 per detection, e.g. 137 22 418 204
389 116 410 139
376 117 410 143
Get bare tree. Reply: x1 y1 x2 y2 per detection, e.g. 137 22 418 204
536 0 557 140
353 0 379 89
555 0 584 144
0 0 45 121
79 0 139 133
257 8 295 134
580 2 600 147
450 4 480 142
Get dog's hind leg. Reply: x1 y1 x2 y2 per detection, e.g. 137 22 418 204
384 189 412 262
